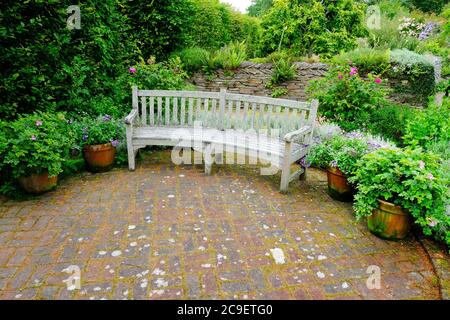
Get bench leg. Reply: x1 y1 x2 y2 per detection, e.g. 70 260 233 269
128 146 136 171
280 142 292 193
300 166 307 181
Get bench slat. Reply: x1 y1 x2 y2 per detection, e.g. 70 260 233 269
173 97 178 125
141 96 147 126
150 97 155 126
157 97 163 126
181 97 186 126
165 97 170 126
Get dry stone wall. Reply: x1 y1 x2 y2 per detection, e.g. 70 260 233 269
189 61 426 106
190 62 329 101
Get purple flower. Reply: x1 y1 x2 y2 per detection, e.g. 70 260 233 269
31 135 36 141
110 139 119 147
102 115 112 122
129 67 137 74
35 120 43 126
300 157 311 168
338 73 343 80
374 78 382 84
427 173 435 181
82 134 88 142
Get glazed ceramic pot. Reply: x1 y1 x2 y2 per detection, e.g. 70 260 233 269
367 199 412 240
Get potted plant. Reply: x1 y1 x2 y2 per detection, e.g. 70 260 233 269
2 113 74 194
76 115 123 173
350 148 448 241
307 133 370 201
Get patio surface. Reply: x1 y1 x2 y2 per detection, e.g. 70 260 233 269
0 150 444 300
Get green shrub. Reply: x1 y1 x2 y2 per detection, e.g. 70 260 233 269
215 41 248 70
331 48 391 75
409 0 447 14
173 47 212 73
259 0 367 58
270 88 288 98
403 99 450 149
389 49 436 103
366 103 417 145
308 66 389 132
2 112 75 178
351 148 449 248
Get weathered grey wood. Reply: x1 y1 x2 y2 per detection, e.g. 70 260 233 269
150 97 155 126
125 87 318 192
140 96 147 126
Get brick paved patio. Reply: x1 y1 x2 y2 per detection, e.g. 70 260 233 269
0 150 443 300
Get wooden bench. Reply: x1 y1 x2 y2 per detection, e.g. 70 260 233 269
125 86 318 192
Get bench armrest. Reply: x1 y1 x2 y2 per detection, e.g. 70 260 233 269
284 126 312 143
125 109 138 125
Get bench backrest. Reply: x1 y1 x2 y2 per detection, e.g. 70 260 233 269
132 86 318 138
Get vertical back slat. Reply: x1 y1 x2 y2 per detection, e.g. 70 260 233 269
243 102 249 130
267 105 273 136
165 97 170 126
250 102 257 129
188 98 194 126
157 97 163 126
180 97 186 126
140 96 147 126
196 98 202 122
227 100 233 129
150 97 155 126
173 97 178 125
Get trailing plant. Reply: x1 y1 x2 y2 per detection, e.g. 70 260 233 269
271 88 288 98
215 41 248 70
2 112 75 178
331 48 392 75
350 148 450 247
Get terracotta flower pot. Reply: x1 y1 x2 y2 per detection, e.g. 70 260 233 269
83 143 116 173
367 199 412 240
18 172 58 195
326 167 355 202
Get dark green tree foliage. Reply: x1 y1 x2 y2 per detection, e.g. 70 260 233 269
248 0 273 17
259 0 367 57
409 0 448 14
121 0 195 60
0 0 137 119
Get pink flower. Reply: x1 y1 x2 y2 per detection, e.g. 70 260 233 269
129 67 137 74
418 160 425 169
31 135 36 141
349 67 358 75
338 73 343 80
427 173 435 181
35 120 43 126
374 78 382 84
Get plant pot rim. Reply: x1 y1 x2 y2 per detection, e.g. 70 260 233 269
327 166 346 177
377 199 408 216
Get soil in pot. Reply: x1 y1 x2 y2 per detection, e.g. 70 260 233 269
367 199 412 240
83 143 116 173
18 172 58 195
326 167 355 202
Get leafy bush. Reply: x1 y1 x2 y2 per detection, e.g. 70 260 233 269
215 41 248 70
403 99 450 149
172 47 211 73
308 66 388 132
2 112 75 178
332 48 391 75
259 0 367 58
270 88 288 98
389 49 436 102
366 103 417 145
0 0 137 120
73 116 125 148
409 0 447 14
350 148 449 247
248 0 273 17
